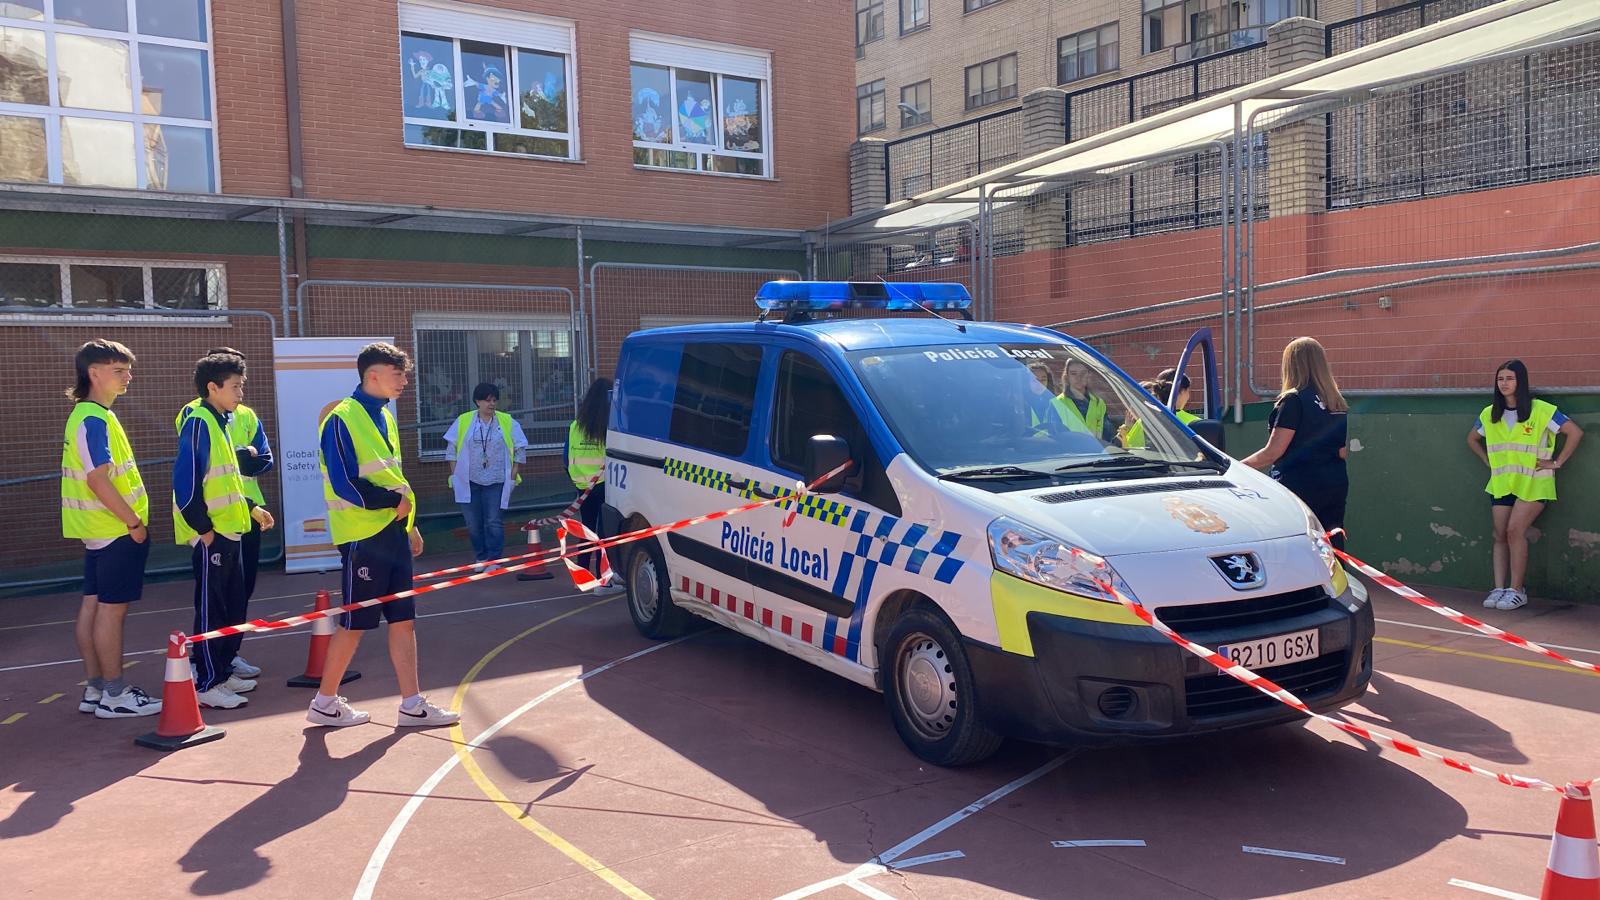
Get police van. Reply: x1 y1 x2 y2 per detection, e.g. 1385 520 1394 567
603 282 1371 766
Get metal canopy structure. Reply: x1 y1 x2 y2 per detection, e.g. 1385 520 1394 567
818 0 1600 238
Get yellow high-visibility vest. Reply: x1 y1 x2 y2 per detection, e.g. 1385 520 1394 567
319 398 414 544
61 402 148 540
1124 409 1200 449
1480 399 1559 501
1054 392 1107 435
566 421 604 489
179 399 266 504
172 405 251 545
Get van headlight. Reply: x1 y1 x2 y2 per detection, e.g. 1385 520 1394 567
1304 506 1352 598
987 517 1138 604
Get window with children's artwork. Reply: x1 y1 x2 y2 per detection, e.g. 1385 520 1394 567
0 0 218 190
630 33 771 178
398 2 576 161
413 314 576 459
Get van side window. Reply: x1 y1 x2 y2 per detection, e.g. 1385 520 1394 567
771 350 900 515
669 342 762 458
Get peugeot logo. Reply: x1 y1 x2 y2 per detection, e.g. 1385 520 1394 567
1211 552 1265 590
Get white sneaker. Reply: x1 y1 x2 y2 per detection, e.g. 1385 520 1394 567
79 685 103 713
1495 590 1529 611
306 696 370 728
197 685 248 709
396 697 460 728
232 656 262 678
95 685 162 719
593 581 626 596
1484 588 1509 608
483 563 502 575
221 674 258 694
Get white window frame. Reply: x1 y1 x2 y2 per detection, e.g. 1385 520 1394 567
629 32 774 180
398 0 580 162
0 253 228 325
412 311 576 460
0 0 222 192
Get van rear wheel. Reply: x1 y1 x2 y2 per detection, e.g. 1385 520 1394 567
882 608 1002 766
626 536 691 639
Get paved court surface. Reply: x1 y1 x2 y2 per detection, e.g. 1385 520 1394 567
4 552 1599 899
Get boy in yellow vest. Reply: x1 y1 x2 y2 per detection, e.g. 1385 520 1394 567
308 342 459 728
174 352 275 709
177 346 275 681
62 339 159 718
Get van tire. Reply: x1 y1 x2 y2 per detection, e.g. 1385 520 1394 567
882 608 1003 766
626 537 691 639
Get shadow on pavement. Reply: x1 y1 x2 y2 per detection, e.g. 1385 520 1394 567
176 729 404 895
1342 670 1530 765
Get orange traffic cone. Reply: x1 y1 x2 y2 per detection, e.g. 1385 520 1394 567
1543 782 1600 900
287 589 361 688
516 522 554 581
134 631 225 751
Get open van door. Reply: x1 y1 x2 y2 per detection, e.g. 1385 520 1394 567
1171 327 1226 453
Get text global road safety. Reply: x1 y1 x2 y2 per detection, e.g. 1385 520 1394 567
722 523 831 580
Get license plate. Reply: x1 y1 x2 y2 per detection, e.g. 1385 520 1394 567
1217 628 1319 670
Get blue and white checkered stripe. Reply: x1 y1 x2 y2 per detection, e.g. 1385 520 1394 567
836 511 966 660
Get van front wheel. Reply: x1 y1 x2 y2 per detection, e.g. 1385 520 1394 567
626 537 691 639
882 608 1002 766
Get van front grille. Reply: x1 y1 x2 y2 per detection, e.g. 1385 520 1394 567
1154 587 1330 634
1186 651 1349 719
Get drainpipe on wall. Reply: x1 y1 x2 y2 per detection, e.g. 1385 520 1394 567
281 0 310 335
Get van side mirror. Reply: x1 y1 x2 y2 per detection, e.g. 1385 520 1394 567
805 435 854 493
1189 419 1226 453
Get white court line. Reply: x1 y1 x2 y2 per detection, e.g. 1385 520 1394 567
353 635 693 900
0 593 584 674
773 755 1069 900
890 850 966 868
1242 846 1345 865
1053 839 1146 848
845 880 898 900
1447 878 1537 900
1377 617 1600 658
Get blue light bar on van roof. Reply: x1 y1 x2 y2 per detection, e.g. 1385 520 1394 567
755 280 973 312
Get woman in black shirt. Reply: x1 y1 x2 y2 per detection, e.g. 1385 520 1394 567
1242 337 1350 549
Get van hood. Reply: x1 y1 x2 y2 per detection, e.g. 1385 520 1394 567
970 470 1309 557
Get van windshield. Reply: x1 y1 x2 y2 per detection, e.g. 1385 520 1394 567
848 342 1223 481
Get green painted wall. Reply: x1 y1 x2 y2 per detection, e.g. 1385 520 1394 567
0 211 278 255
1224 394 1600 603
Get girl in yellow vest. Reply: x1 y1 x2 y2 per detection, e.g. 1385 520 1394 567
1121 369 1201 448
566 378 614 585
444 382 528 572
1057 358 1113 441
61 339 159 718
1467 359 1583 610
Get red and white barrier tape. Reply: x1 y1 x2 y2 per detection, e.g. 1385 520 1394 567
1073 548 1562 794
522 475 602 531
557 517 613 591
1329 533 1600 678
185 460 851 644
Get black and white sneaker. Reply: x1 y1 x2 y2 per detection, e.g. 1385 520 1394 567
95 686 162 719
396 698 460 728
306 696 370 727
79 685 103 713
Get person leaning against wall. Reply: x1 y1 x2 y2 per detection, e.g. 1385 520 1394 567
1467 359 1583 611
1242 337 1350 550
443 382 529 573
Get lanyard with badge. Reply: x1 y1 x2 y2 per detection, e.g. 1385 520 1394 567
474 417 494 472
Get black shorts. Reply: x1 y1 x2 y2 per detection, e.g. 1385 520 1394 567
1490 494 1546 508
84 534 151 604
339 520 416 631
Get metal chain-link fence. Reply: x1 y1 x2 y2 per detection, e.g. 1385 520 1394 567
1247 34 1600 395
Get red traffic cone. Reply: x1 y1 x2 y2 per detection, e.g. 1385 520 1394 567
134 631 225 751
287 589 361 688
1543 782 1600 900
516 522 554 581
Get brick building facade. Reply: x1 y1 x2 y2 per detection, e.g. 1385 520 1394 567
0 0 855 584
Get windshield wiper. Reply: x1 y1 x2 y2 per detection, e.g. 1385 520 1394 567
1054 456 1225 474
937 465 1052 481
